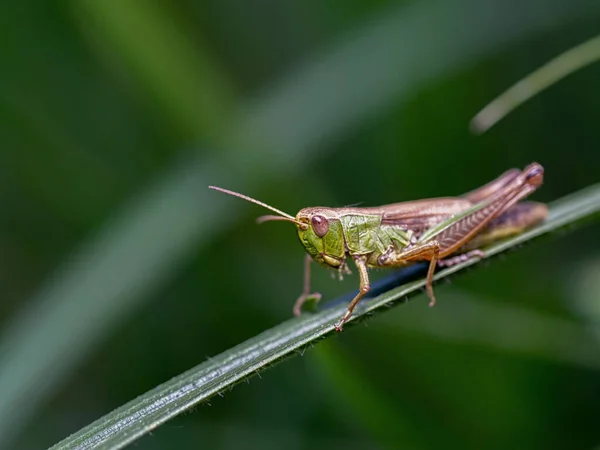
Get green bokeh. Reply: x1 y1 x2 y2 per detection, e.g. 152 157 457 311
1 1 600 449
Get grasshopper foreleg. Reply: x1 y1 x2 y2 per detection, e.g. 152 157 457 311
293 254 322 316
334 256 370 332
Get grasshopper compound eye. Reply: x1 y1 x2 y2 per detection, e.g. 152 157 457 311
311 215 329 237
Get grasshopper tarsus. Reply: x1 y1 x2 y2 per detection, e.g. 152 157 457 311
293 297 304 317
211 162 547 331
334 319 345 332
293 292 321 317
334 306 358 332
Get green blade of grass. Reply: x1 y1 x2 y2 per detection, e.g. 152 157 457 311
51 183 600 450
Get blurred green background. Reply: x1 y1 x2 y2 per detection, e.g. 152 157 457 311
2 1 600 449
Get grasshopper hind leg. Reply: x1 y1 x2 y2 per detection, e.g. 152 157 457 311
459 201 547 251
437 201 547 273
378 164 546 308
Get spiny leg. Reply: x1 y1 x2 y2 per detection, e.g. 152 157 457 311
293 254 322 316
431 201 545 273
419 163 544 260
334 256 370 332
378 240 441 307
460 202 548 251
437 201 547 267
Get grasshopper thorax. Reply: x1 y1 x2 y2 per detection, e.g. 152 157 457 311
295 207 346 269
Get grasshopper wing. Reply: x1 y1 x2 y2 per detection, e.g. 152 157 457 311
378 197 472 232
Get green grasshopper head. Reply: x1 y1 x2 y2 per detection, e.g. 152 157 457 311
294 207 346 268
208 186 346 268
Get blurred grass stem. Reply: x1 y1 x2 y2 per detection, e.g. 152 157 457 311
471 34 600 133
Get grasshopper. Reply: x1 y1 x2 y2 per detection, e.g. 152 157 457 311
209 162 546 331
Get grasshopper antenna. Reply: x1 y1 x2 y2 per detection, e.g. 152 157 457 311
208 186 307 228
